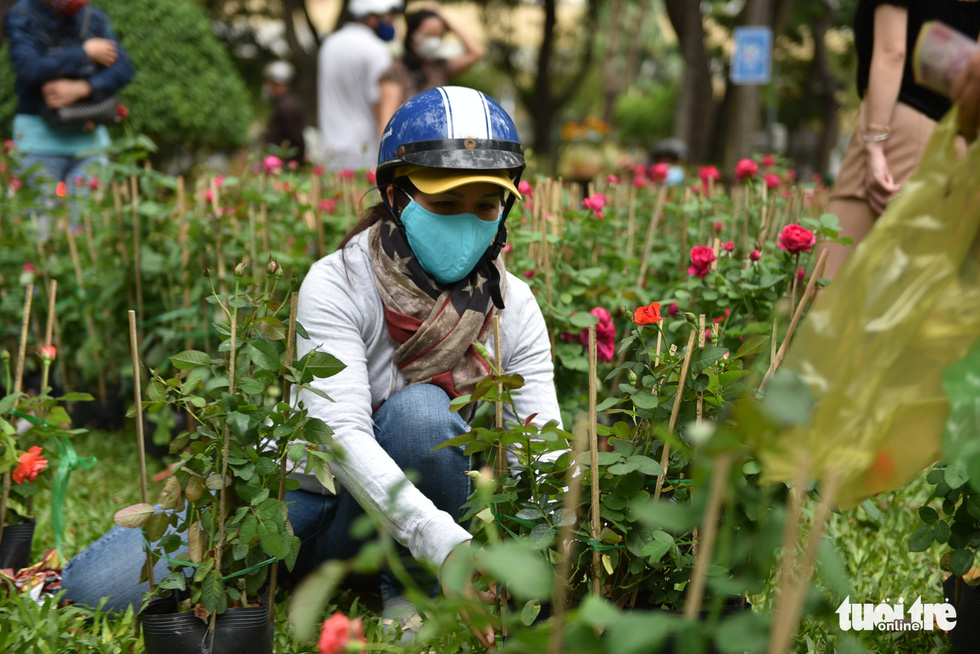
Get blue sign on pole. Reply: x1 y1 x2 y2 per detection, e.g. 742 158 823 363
731 26 772 85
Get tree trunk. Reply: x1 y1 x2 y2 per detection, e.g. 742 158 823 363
530 0 558 158
665 0 716 164
812 3 839 174
601 0 626 125
722 0 774 172
282 0 320 125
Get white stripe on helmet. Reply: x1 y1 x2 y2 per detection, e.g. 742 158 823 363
441 87 492 140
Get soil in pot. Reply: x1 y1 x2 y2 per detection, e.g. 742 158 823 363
0 519 36 572
943 574 980 654
141 589 274 654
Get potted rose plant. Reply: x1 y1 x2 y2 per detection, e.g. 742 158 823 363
114 261 343 654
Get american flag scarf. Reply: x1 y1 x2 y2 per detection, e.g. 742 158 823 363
369 219 505 398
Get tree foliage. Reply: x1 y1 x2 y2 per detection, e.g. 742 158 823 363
0 0 251 154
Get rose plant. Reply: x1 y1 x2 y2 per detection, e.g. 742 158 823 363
113 261 344 617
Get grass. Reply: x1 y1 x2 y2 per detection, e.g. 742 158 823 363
0 428 959 653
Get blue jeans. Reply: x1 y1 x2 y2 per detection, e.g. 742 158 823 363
19 152 104 241
62 384 471 612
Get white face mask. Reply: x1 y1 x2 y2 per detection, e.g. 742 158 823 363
413 35 443 61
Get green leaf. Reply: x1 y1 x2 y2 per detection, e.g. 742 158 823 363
569 312 599 328
520 600 541 626
946 462 970 490
57 392 94 402
608 455 664 477
313 457 336 495
247 340 280 372
918 506 939 526
639 530 674 562
629 391 658 410
632 501 698 534
909 525 935 552
714 611 770 654
171 350 212 370
254 316 287 341
476 542 552 601
201 569 225 613
734 334 769 359
258 519 285 558
951 549 976 576
300 351 345 380
690 346 729 373
288 560 348 641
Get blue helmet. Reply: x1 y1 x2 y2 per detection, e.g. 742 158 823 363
377 86 525 189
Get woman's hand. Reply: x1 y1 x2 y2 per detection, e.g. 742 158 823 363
441 541 497 650
864 141 900 215
83 38 118 67
952 50 980 141
42 79 92 109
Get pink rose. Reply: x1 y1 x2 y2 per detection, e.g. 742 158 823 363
263 155 284 175
366 170 377 185
777 223 816 254
721 241 735 252
606 174 619 185
318 612 365 654
667 301 679 317
763 173 780 190
699 165 721 184
518 180 533 198
649 162 670 184
313 165 325 177
319 199 336 213
749 249 761 262
761 154 775 168
578 307 616 363
735 158 759 181
687 245 717 279
713 221 724 233
632 175 647 188
582 193 606 219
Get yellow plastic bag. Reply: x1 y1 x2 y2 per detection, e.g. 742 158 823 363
759 109 980 508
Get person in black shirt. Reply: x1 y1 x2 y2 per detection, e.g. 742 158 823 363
262 60 306 165
821 0 980 280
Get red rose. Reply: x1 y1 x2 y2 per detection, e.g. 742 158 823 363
313 165 325 177
365 169 377 185
749 249 761 261
632 175 647 188
698 165 721 184
763 173 780 190
735 159 759 181
649 162 670 183
721 241 735 252
116 104 129 120
713 221 724 233
318 612 365 654
761 154 775 168
667 301 679 317
13 446 47 484
40 345 57 361
777 223 816 254
634 302 662 326
687 245 717 279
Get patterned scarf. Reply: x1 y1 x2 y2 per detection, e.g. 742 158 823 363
369 219 506 398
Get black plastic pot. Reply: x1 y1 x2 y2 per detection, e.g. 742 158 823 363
141 590 273 654
943 575 980 654
0 519 35 572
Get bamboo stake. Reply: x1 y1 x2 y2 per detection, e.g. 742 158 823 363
768 473 841 654
1 281 35 551
44 280 57 348
542 200 555 360
112 181 129 265
260 203 271 256
268 292 299 618
683 454 734 619
548 426 589 654
588 326 601 597
636 186 668 287
653 329 698 502
624 183 638 268
759 250 829 392
769 460 808 647
130 176 144 339
697 315 705 422
128 310 154 588
82 212 98 267
215 283 239 578
492 316 507 477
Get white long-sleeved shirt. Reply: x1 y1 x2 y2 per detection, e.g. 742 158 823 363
295 228 562 568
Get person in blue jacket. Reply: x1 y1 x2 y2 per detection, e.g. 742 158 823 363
4 0 133 237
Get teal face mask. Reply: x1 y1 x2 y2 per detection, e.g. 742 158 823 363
400 199 502 285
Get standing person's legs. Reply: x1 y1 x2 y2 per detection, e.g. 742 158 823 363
17 153 73 242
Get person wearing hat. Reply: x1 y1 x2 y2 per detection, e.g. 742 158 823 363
293 85 561 645
317 0 404 171
261 60 306 165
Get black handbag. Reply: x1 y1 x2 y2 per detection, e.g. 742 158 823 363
40 6 121 127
